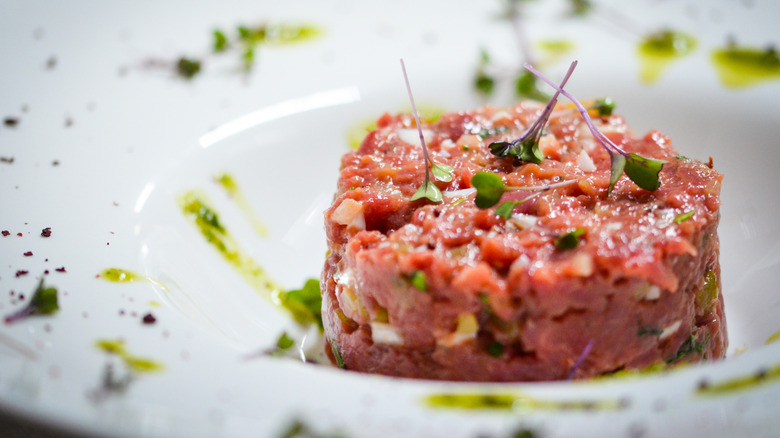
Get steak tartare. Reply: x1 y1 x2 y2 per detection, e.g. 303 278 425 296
321 100 725 381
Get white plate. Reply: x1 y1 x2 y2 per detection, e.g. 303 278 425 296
1 1 779 437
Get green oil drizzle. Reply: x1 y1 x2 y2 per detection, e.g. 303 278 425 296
214 172 269 237
424 392 625 412
697 364 780 397
637 30 697 84
535 39 576 66
98 268 170 292
347 118 377 150
95 340 164 373
766 330 780 345
711 45 780 89
178 189 283 304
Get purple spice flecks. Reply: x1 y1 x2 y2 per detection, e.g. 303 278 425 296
55 267 66 273
23 251 33 257
15 270 29 278
3 117 19 128
2 230 9 236
41 227 52 237
16 233 22 237
142 313 156 324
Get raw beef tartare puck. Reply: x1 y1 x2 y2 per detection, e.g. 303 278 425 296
321 100 725 381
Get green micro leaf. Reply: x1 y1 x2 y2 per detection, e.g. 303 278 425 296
675 210 695 224
411 179 443 203
608 152 626 194
471 172 507 209
495 201 520 219
279 278 322 329
515 70 550 102
431 162 454 182
276 332 295 350
176 57 201 79
555 228 586 250
475 71 495 96
213 29 228 52
4 278 60 324
624 153 666 191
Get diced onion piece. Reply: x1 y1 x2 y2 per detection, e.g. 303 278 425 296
577 150 597 172
659 320 682 340
443 188 476 199
561 252 594 277
397 128 433 147
331 198 365 230
644 285 661 300
438 313 478 347
371 322 404 346
509 213 537 229
539 134 561 158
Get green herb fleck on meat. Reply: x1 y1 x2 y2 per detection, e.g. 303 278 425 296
487 342 504 357
675 210 695 224
667 334 708 364
555 228 585 250
409 271 427 292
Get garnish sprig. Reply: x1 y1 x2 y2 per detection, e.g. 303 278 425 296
471 171 577 212
488 61 578 164
400 59 453 203
4 278 59 324
524 62 666 193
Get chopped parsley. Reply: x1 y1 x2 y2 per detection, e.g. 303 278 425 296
674 210 695 224
175 57 201 79
409 271 427 292
666 334 708 364
554 228 585 250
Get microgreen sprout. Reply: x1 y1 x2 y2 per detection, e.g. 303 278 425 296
471 171 578 211
401 59 453 203
4 278 59 324
566 339 595 380
525 62 666 193
488 61 577 164
675 210 695 224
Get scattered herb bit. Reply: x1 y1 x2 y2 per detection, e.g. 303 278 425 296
591 97 615 117
3 117 19 127
555 228 585 250
666 334 708 364
409 271 427 292
0 157 14 164
401 59 451 203
476 126 508 140
276 332 295 350
637 327 663 337
141 313 157 325
487 342 504 357
525 62 666 193
674 210 695 224
279 278 322 329
329 338 346 369
213 29 228 52
512 429 539 438
4 278 59 324
489 61 576 164
175 57 202 79
41 227 52 237
278 419 346 438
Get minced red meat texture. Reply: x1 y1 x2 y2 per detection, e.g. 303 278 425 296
321 101 725 381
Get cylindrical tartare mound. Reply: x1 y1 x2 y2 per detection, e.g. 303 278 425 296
322 102 726 381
